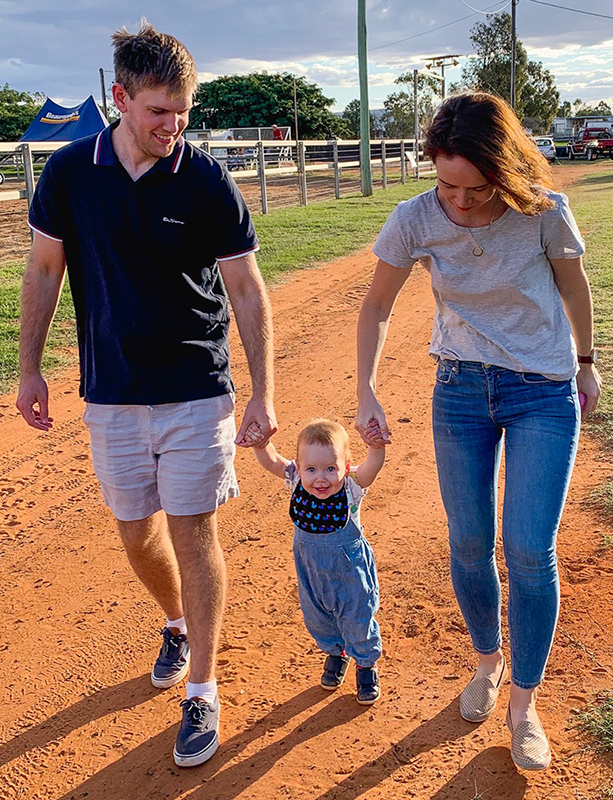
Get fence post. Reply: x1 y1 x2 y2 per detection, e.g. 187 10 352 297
298 141 307 206
20 143 35 208
400 140 406 185
202 140 210 155
333 140 340 200
257 141 268 214
381 140 387 190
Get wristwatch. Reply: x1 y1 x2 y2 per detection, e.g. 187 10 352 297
577 348 598 364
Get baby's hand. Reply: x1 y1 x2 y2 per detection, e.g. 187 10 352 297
244 421 266 446
363 417 390 448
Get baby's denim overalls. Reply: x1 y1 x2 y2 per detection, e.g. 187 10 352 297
290 473 382 668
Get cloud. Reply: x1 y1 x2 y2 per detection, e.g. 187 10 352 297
0 0 611 111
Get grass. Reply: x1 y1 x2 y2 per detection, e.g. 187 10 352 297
568 167 613 451
0 178 435 394
0 263 77 394
578 693 613 752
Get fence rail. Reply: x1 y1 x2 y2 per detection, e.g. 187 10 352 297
0 138 435 217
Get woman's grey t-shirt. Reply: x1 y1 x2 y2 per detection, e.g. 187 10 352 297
373 188 585 380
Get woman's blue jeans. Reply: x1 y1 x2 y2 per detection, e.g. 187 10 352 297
432 360 580 689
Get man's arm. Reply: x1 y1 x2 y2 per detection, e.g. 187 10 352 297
16 232 66 431
219 252 277 447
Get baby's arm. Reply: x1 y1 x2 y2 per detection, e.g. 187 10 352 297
355 444 386 488
253 440 291 480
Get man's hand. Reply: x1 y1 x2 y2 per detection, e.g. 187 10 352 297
235 397 277 448
16 373 53 431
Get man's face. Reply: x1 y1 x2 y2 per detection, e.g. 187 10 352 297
113 83 192 160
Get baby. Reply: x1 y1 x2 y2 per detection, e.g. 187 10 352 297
252 418 385 704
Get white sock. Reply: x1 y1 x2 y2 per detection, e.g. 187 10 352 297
186 679 217 703
166 616 187 634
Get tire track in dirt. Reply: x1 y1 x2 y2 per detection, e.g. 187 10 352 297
1 163 612 799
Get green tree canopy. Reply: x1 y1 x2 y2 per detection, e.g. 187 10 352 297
341 99 378 138
460 13 559 133
0 84 45 141
573 100 612 117
380 73 441 138
190 73 349 139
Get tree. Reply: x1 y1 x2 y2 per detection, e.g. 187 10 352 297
521 60 560 133
0 84 45 141
379 73 441 138
190 73 349 139
460 13 559 131
557 100 572 118
341 99 377 138
573 100 612 117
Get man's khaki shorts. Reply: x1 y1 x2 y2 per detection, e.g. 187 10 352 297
83 394 238 522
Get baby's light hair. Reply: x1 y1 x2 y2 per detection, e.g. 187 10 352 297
296 419 351 463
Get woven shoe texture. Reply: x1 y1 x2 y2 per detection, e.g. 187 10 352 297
460 659 508 722
506 706 551 770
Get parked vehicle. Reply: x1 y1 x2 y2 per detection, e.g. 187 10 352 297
568 126 613 160
534 136 556 162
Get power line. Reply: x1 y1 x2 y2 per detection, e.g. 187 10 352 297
459 0 511 15
368 1 508 52
526 0 613 20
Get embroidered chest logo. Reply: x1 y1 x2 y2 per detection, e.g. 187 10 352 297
162 216 185 225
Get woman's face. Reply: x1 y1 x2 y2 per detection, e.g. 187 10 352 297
435 154 497 217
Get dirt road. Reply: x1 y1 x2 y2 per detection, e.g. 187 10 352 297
1 164 612 799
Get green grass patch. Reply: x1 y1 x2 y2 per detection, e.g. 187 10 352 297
578 692 613 752
0 179 435 393
568 167 613 459
0 264 77 394
255 181 435 283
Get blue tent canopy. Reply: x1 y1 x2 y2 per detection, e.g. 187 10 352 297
20 96 108 142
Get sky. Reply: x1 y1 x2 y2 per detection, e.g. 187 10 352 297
1 0 612 116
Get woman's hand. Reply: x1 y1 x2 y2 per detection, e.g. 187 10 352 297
355 395 392 448
576 363 602 417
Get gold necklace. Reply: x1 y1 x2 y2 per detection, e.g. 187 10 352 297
467 199 499 257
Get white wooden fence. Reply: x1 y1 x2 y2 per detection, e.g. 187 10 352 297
0 138 434 216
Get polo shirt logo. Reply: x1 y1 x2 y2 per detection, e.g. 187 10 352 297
162 216 185 225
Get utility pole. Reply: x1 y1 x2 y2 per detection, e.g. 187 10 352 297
99 68 108 119
510 0 518 110
413 69 420 180
357 0 372 196
424 54 461 101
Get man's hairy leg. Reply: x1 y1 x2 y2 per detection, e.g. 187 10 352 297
167 512 226 683
117 512 183 621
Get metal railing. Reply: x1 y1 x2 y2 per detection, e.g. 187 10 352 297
0 138 435 217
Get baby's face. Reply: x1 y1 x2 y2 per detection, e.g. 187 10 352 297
296 442 349 500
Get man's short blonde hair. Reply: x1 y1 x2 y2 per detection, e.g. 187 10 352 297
297 419 351 462
111 20 198 98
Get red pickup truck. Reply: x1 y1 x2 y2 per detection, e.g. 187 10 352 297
568 127 613 160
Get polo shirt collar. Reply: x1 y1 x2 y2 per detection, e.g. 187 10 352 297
93 120 186 174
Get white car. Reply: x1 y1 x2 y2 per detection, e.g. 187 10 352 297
534 136 556 162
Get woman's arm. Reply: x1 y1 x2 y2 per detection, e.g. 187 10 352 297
252 441 291 479
551 255 602 414
355 445 386 488
356 259 411 444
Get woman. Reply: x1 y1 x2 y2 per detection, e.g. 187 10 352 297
356 92 602 771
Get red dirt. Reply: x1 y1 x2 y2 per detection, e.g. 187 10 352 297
1 163 612 799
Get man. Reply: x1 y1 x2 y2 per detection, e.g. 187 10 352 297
16 22 276 767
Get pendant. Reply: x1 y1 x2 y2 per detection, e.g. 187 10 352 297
472 245 484 257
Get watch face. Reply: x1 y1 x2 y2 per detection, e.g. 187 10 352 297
592 348 598 363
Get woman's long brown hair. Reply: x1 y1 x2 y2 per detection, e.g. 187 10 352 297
424 92 555 215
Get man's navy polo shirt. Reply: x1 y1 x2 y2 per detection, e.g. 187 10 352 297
29 122 259 405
